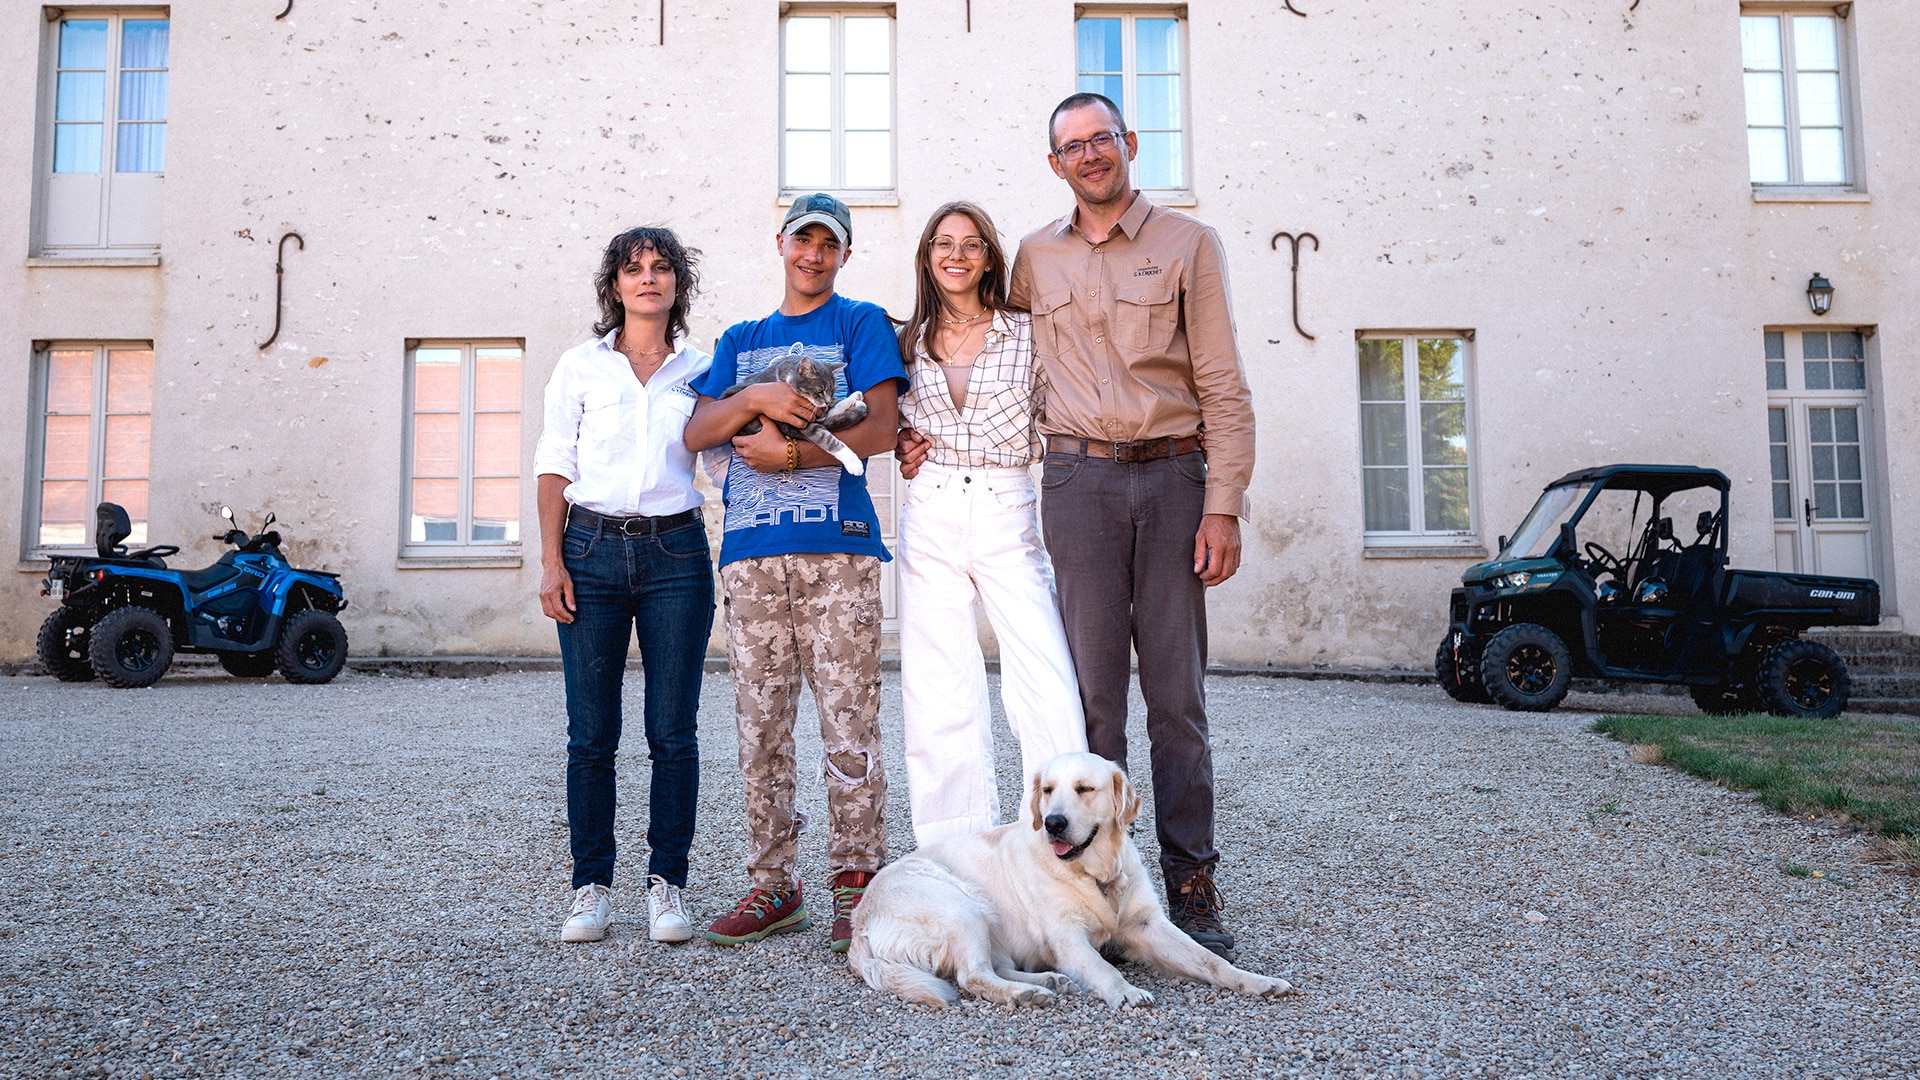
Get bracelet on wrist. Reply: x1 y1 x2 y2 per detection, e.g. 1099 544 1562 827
784 436 798 472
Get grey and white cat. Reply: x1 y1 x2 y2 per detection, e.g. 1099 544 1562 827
721 343 870 475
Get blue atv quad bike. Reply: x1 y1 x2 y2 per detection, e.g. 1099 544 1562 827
37 502 349 688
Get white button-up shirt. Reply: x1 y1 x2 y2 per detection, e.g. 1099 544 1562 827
533 330 711 517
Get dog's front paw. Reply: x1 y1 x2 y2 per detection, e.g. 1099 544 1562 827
1009 985 1057 1008
1110 985 1155 1008
1037 972 1075 994
1245 976 1296 998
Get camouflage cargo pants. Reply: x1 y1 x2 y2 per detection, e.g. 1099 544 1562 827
719 552 887 890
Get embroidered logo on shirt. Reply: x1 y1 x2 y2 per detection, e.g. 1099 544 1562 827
669 382 698 399
841 520 871 538
1133 257 1163 277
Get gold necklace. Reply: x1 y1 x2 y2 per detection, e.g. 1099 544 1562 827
932 322 984 367
939 309 987 326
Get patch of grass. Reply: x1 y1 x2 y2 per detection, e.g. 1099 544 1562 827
1778 858 1812 878
1592 712 1920 873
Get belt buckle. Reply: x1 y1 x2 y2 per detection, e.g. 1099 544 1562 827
620 516 649 537
1112 441 1138 464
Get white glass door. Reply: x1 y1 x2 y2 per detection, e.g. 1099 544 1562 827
1766 330 1876 581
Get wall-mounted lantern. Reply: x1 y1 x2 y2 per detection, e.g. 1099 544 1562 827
1807 272 1834 316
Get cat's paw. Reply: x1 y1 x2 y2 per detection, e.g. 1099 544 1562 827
822 392 868 430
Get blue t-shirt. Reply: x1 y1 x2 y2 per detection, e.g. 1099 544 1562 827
690 293 908 568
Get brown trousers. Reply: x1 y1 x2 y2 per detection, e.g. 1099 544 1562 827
1039 448 1218 889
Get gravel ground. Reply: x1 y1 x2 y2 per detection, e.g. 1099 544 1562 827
2 668 1916 1080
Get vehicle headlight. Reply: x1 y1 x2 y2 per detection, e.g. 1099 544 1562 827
1491 570 1560 591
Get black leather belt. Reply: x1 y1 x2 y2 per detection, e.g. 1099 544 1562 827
1045 434 1203 464
566 506 700 536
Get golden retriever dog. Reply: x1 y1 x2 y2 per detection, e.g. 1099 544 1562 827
848 752 1293 1008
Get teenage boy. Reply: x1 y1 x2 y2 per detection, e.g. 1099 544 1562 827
684 193 906 953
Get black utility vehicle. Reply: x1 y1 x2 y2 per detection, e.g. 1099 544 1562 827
1437 464 1878 717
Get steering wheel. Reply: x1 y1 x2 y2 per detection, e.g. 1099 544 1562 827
1583 541 1623 576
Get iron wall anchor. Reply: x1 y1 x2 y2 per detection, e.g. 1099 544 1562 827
1269 231 1320 341
257 231 304 350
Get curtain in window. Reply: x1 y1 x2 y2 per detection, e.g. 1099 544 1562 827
116 20 169 173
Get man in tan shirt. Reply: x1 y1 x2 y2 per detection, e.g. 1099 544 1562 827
1011 92 1256 957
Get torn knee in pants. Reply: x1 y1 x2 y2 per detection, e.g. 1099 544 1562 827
821 748 874 786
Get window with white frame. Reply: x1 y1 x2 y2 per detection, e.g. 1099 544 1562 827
1358 334 1473 537
1741 8 1853 187
405 342 524 551
29 344 154 550
781 11 893 195
1076 12 1186 193
38 12 169 254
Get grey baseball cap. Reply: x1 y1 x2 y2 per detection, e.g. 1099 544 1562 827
781 192 852 246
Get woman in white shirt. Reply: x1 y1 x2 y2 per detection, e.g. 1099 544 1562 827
893 202 1088 845
533 226 712 946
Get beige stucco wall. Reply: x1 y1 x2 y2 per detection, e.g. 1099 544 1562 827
3 1 1913 664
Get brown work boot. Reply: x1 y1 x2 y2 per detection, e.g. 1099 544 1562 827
704 883 809 946
829 870 874 953
1169 868 1236 957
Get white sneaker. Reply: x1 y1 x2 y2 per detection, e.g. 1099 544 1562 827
646 875 694 943
561 883 613 943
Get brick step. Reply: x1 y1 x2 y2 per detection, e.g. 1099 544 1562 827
1832 653 1920 674
1843 698 1920 718
1849 674 1920 699
1811 630 1920 658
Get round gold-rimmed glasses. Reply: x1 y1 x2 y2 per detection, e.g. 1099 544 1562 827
930 237 987 260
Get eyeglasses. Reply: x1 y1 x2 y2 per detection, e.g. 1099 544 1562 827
1053 130 1124 162
929 236 987 260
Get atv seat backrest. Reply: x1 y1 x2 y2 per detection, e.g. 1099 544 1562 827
95 503 133 559
1632 545 1681 592
1667 541 1719 607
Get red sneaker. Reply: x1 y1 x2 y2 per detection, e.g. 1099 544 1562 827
829 870 874 953
704 884 809 946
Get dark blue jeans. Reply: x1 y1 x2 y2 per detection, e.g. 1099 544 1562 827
557 516 713 890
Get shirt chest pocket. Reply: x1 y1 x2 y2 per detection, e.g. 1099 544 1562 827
1114 282 1178 354
655 390 696 439
579 386 627 444
971 377 1035 428
1029 289 1074 360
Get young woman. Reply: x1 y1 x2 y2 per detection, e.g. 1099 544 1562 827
532 226 713 944
893 201 1087 845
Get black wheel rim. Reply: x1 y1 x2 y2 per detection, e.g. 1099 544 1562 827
1782 659 1835 710
1506 645 1557 695
116 629 161 672
295 629 336 670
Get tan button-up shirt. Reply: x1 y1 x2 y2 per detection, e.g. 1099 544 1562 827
1009 192 1256 519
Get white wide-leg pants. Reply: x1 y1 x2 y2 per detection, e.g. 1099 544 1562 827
896 461 1088 846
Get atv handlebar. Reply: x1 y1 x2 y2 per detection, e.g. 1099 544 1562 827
215 529 283 553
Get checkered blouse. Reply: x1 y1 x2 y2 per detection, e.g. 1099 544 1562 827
899 309 1044 469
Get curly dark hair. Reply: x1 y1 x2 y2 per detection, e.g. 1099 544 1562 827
592 226 701 344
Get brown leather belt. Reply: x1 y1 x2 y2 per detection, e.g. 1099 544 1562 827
566 505 700 536
1045 434 1202 464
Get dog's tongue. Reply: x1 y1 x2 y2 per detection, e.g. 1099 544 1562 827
1052 840 1073 857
